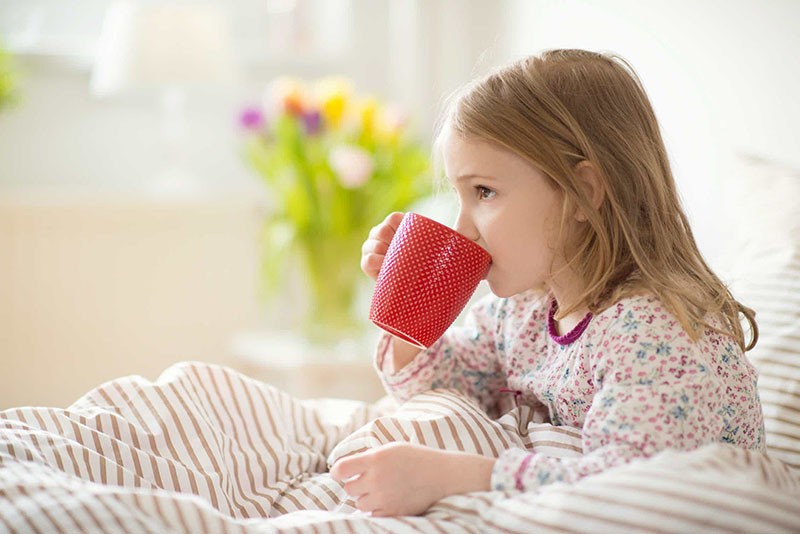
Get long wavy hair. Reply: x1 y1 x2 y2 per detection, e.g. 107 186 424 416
436 49 757 350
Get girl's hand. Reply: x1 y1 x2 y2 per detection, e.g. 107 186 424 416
330 442 495 517
361 212 405 281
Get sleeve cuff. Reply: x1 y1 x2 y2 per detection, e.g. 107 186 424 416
373 331 394 374
491 448 535 492
373 332 442 391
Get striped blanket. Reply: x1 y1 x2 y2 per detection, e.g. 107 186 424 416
1 362 798 533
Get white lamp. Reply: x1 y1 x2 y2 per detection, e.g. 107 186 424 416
91 1 240 194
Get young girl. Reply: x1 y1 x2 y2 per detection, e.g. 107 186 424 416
330 49 765 517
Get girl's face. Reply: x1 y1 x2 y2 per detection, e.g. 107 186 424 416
443 131 566 298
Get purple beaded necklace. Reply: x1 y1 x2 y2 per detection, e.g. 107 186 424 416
547 299 593 345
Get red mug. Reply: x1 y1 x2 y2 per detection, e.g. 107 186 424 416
369 212 492 348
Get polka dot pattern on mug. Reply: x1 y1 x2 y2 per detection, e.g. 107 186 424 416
369 213 492 348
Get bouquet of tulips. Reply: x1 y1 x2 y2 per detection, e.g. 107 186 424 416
239 77 431 340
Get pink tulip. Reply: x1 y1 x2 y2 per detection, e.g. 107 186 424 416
328 145 374 189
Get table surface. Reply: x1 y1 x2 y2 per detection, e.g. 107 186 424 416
230 329 386 402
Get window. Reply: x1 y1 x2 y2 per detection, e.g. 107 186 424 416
0 0 353 68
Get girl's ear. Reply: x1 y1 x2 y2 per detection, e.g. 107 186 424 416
573 161 605 222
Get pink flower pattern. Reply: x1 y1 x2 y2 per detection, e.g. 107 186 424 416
374 291 765 492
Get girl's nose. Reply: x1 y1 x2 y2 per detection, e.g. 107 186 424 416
454 210 480 242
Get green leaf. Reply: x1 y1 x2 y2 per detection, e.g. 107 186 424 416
0 44 21 111
258 219 295 302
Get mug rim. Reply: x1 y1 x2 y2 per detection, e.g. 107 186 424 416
369 318 428 349
404 212 492 263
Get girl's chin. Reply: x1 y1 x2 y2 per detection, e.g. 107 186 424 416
487 274 544 298
486 279 515 298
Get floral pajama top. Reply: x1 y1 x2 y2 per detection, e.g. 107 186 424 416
373 291 765 493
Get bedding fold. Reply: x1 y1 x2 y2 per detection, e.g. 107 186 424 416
1 361 798 533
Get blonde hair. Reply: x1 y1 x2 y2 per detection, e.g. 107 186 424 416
436 49 757 351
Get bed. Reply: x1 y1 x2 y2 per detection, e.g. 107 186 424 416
1 154 799 533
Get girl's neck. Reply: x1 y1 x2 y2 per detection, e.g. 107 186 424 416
547 299 593 345
545 276 592 336
552 306 592 335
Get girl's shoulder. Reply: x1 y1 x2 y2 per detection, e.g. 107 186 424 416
595 293 662 323
589 293 733 347
591 293 677 334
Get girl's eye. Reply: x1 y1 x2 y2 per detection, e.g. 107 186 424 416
475 185 496 200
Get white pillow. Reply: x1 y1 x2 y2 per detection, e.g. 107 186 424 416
718 153 800 472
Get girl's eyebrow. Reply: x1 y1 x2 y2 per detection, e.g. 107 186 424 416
456 173 498 181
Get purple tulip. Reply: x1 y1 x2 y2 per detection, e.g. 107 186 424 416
302 110 322 135
239 106 265 131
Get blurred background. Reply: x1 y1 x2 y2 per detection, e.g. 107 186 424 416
1 0 798 408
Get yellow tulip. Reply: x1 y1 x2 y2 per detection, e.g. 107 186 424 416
357 96 380 141
313 77 353 129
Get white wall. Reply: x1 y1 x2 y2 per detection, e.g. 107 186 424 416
0 0 508 193
505 0 800 262
2 0 798 407
4 1 797 193
0 0 510 408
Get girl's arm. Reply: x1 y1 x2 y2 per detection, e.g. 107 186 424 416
374 292 507 416
491 316 753 493
384 336 422 374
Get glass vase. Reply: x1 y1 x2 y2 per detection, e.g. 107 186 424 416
299 235 367 346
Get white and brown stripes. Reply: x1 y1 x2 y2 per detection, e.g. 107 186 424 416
1 361 799 533
734 246 800 473
1 362 378 532
326 389 583 467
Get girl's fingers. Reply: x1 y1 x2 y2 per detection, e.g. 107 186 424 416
330 455 366 482
361 253 384 279
361 238 389 279
354 494 380 514
384 211 404 229
361 212 404 280
368 212 404 243
368 508 389 517
367 224 396 245
343 475 370 499
361 239 389 256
